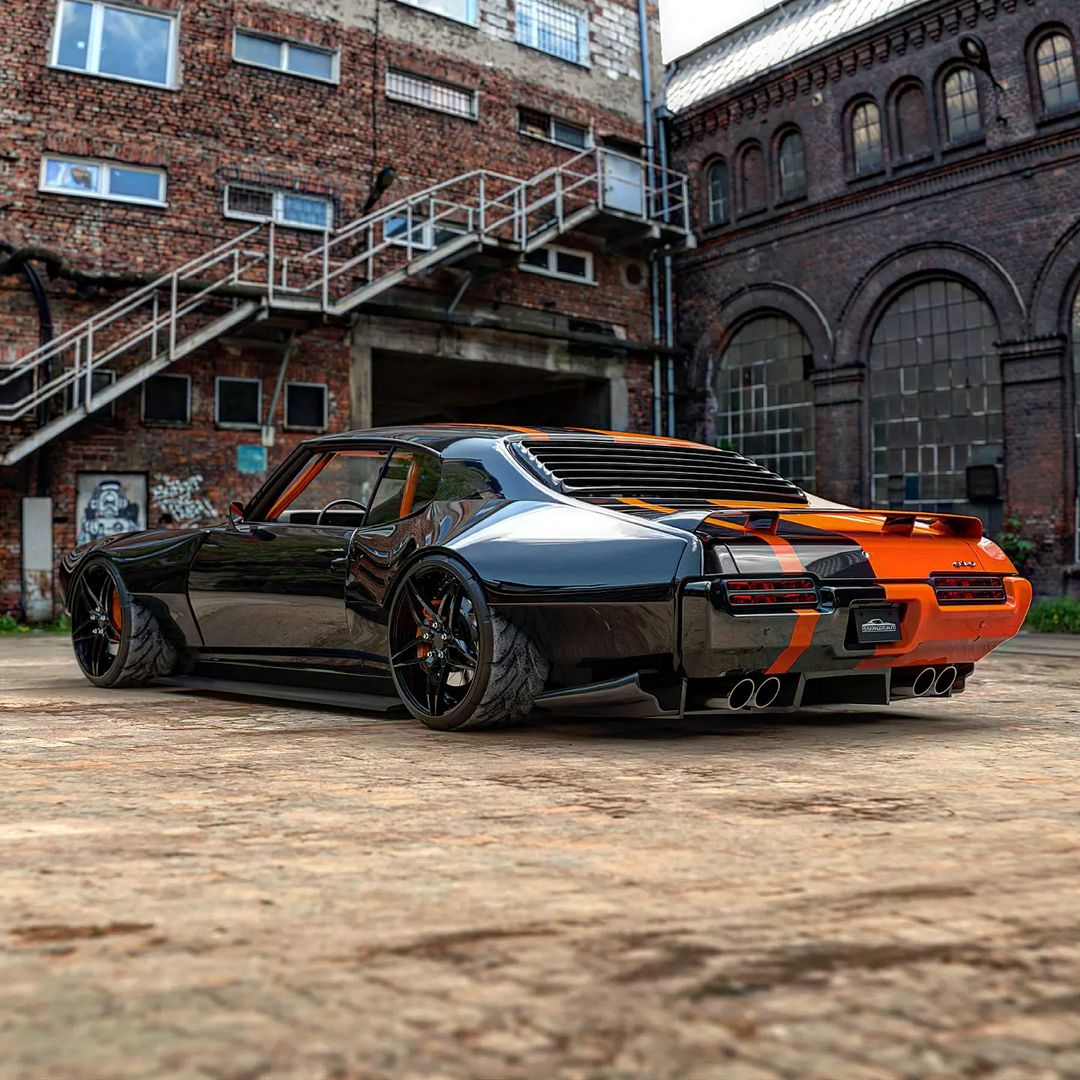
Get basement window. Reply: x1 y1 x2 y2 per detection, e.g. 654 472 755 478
142 373 191 425
516 0 589 66
284 382 328 431
386 69 478 119
520 244 593 284
518 108 590 149
51 0 177 88
215 377 261 429
233 30 338 83
224 183 333 230
393 0 478 26
41 155 166 206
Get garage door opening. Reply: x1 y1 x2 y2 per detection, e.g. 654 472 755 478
372 351 612 428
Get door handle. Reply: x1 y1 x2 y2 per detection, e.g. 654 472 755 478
330 556 348 573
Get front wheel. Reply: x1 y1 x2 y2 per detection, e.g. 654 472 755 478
387 555 548 731
69 558 177 687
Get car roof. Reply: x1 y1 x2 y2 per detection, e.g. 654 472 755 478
304 424 717 453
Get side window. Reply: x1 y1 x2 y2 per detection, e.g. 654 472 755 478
366 451 442 526
266 450 388 525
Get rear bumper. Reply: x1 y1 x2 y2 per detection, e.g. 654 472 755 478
680 575 1032 678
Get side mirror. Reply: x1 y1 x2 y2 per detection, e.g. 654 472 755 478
228 501 245 524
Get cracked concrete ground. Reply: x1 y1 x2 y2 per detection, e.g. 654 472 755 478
1 636 1078 1079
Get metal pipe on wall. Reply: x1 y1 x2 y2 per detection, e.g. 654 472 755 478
656 110 677 438
638 0 662 436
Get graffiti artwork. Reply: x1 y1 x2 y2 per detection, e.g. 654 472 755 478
151 474 216 525
75 473 146 545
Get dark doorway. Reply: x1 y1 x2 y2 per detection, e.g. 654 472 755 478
372 351 612 428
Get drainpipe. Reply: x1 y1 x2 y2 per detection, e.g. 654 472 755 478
638 0 662 435
656 107 676 438
23 262 54 494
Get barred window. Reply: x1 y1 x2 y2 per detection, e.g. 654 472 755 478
386 69 477 119
1035 32 1080 113
777 130 806 199
717 315 815 490
869 280 1002 514
851 101 884 174
706 161 729 225
224 184 332 230
516 0 589 66
943 68 982 143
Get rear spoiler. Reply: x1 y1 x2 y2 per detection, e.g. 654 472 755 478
655 508 984 541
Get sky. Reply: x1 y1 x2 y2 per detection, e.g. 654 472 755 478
659 0 769 61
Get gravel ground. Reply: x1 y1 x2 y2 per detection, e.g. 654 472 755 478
2 636 1078 1079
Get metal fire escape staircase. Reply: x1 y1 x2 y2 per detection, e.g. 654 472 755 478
0 148 690 466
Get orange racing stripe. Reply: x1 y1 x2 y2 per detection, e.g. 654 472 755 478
766 612 820 674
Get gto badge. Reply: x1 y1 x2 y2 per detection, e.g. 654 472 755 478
952 560 977 568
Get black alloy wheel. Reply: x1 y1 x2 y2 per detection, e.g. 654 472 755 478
70 559 124 681
388 558 485 724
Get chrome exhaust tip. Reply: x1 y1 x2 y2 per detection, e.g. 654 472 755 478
753 676 782 709
727 677 757 711
934 665 958 696
892 666 937 699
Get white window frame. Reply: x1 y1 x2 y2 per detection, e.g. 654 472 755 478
232 29 339 84
392 0 478 28
215 376 262 430
517 107 592 150
141 372 191 425
284 381 329 432
385 68 478 120
383 214 467 251
40 155 167 207
50 0 179 89
223 183 334 232
520 243 595 285
515 0 590 67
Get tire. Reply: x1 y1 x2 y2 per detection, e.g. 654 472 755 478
387 554 548 731
69 558 178 688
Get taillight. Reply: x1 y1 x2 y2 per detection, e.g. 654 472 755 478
932 575 1007 604
723 577 818 611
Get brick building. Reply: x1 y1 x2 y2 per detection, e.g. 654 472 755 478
667 0 1080 596
1 0 688 618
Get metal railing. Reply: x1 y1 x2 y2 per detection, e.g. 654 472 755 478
0 148 689 435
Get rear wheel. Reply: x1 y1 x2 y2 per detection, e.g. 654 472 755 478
70 559 177 687
387 555 547 731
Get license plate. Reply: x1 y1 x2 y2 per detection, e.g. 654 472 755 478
853 605 903 645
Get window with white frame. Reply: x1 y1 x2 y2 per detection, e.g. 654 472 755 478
224 183 333 230
233 30 337 82
215 377 261 428
41 155 166 206
520 244 593 283
394 0 478 26
517 107 589 149
52 0 177 87
384 213 467 251
142 373 191 425
386 69 477 119
285 382 328 430
516 0 589 66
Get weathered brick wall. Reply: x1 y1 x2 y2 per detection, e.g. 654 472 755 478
669 0 1080 595
0 0 664 616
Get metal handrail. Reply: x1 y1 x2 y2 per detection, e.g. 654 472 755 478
1 149 690 434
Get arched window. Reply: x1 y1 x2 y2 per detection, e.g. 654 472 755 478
717 315 815 489
942 68 982 143
894 81 931 160
777 129 807 199
737 142 766 215
1035 31 1080 113
869 280 1002 515
706 160 729 225
851 100 884 174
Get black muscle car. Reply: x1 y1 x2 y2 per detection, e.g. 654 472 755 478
60 425 1030 729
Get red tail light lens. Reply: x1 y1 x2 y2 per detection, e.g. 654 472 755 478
932 575 1006 605
723 578 818 611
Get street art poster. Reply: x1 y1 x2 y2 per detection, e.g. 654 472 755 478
150 474 216 526
76 473 146 545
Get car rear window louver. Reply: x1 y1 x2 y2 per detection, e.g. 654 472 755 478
515 438 809 509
